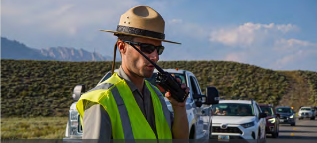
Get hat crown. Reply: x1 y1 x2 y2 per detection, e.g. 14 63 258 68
119 5 165 34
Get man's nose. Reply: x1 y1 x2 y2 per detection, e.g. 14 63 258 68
149 49 159 62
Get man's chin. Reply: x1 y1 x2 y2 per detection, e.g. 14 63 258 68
143 71 154 78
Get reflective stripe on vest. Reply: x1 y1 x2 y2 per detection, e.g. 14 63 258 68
76 72 172 139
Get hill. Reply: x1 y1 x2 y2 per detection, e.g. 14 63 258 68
1 59 316 117
1 37 54 60
1 37 115 61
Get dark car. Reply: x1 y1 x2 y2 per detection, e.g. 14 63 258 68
276 107 296 126
259 104 280 138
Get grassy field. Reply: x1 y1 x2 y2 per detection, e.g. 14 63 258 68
1 59 316 139
3 59 316 118
1 117 68 139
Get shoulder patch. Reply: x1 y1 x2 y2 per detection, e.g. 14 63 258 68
85 83 114 94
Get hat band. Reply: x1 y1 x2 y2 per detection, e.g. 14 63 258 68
116 25 165 40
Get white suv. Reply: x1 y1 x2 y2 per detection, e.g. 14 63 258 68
211 99 267 142
298 107 315 120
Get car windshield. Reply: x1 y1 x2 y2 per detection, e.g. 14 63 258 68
260 106 274 116
212 103 254 116
300 108 311 111
276 108 293 113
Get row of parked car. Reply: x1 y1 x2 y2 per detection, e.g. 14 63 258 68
211 99 317 141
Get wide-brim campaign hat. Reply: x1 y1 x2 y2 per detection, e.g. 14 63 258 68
100 5 181 45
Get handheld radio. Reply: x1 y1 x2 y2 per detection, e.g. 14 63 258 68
129 43 188 102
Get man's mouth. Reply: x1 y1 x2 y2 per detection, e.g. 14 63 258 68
147 64 155 69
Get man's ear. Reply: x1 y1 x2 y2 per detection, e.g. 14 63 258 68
117 40 126 55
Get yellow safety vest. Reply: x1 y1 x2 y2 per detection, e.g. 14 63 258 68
76 72 173 139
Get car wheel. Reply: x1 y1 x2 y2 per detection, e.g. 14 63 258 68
276 125 279 137
258 129 266 143
189 125 195 139
291 122 295 126
209 125 212 139
272 131 278 138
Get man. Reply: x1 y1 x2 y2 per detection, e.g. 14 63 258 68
264 109 270 116
76 5 189 141
222 110 227 116
214 107 221 115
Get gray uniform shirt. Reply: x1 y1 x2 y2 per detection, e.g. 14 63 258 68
82 67 173 142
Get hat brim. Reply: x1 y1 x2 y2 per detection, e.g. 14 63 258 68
100 29 181 45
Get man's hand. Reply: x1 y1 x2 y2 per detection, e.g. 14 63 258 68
164 75 190 139
164 77 190 107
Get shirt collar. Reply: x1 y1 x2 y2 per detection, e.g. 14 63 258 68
117 66 138 92
117 66 150 98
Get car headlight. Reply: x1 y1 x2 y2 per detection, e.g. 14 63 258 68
70 111 78 120
268 118 276 123
71 121 78 127
290 115 294 118
241 121 255 128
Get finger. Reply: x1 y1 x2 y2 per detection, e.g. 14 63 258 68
165 92 174 101
176 78 181 83
165 91 182 105
185 87 190 93
165 92 171 98
181 84 186 89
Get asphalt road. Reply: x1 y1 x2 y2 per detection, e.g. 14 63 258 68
273 117 317 139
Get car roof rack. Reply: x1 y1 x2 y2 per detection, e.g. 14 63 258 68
221 97 254 104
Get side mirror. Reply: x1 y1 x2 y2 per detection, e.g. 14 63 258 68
259 113 267 118
72 84 85 101
276 113 280 118
193 93 203 107
204 86 220 105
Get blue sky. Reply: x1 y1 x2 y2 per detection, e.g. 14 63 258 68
2 0 317 71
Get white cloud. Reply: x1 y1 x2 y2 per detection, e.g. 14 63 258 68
272 38 317 70
224 52 247 63
167 19 210 40
209 22 298 48
2 0 139 36
274 38 317 51
274 50 304 68
273 49 317 70
170 19 183 24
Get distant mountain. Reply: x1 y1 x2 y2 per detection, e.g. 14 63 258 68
1 37 117 61
1 37 54 60
39 47 112 61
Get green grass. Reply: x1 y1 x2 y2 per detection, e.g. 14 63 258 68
1 59 317 139
1 59 317 118
1 117 68 139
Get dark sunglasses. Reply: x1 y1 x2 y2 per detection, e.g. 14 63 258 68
121 40 165 55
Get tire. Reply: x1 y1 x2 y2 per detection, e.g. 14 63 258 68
272 131 278 138
257 129 266 143
209 126 212 139
189 125 195 139
291 122 295 126
272 125 279 138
